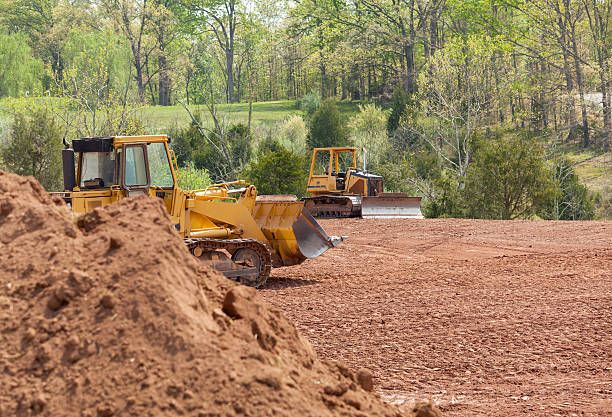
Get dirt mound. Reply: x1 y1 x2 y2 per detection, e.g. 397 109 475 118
0 171 410 417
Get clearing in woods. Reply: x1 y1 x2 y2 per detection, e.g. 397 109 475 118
262 218 612 417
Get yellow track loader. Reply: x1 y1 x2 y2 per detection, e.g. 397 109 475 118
58 135 342 287
304 147 423 218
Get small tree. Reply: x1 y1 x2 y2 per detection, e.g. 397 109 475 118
348 104 390 168
539 158 595 220
1 109 63 191
386 87 412 134
463 135 553 219
307 99 347 149
177 163 212 190
244 146 305 196
278 115 307 154
298 91 321 118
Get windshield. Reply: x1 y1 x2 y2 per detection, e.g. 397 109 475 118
147 142 174 187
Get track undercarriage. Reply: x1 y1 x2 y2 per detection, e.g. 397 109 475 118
303 195 361 218
185 238 272 288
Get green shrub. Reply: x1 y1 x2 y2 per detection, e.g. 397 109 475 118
171 118 252 182
297 92 321 118
539 158 595 220
278 115 307 154
463 136 553 219
386 87 414 134
307 99 347 149
244 146 306 196
177 163 212 190
348 103 390 167
1 109 63 190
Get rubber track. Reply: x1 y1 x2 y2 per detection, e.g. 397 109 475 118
184 238 272 287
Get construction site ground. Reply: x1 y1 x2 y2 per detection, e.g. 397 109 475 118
262 218 612 417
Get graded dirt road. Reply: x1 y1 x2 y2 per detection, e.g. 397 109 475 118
262 219 612 417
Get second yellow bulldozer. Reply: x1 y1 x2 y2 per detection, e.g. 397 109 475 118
58 135 342 287
304 147 423 218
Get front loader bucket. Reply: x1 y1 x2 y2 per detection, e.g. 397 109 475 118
253 199 343 267
361 194 423 219
293 208 343 258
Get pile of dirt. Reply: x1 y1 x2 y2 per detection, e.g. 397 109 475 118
0 171 430 417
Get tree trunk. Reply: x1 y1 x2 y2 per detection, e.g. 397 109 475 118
570 31 590 146
134 52 145 102
601 69 611 150
226 49 235 103
158 54 170 106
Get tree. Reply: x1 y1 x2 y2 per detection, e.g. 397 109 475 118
244 146 305 195
307 99 347 149
539 158 595 220
348 104 390 168
1 109 63 191
180 0 241 103
102 0 155 102
463 135 553 219
0 33 43 97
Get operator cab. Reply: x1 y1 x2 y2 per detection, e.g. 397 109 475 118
64 135 177 213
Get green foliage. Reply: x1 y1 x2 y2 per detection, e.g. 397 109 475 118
61 30 132 101
539 159 595 220
298 92 321 118
0 33 44 97
348 103 389 167
463 136 553 219
0 108 63 190
244 145 306 195
307 99 347 149
177 163 212 190
277 115 307 154
422 173 464 218
386 87 413 134
172 117 252 181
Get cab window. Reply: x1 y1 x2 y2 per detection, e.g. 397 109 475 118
147 142 173 187
80 152 115 187
124 145 148 187
314 151 331 176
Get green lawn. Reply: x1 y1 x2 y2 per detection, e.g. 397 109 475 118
135 100 361 131
0 98 362 137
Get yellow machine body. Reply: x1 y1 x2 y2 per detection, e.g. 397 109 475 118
62 135 341 286
304 147 423 218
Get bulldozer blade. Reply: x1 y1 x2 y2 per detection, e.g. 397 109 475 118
361 195 423 219
293 208 344 259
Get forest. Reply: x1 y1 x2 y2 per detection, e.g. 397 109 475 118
0 0 610 219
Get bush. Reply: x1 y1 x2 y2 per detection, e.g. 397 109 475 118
177 163 212 190
422 172 464 218
386 87 414 134
171 118 252 182
297 91 321 118
348 104 390 168
278 115 307 154
538 158 595 220
244 146 306 196
1 109 63 190
307 99 347 149
463 135 553 219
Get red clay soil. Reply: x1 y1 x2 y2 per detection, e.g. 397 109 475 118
0 171 420 417
263 218 612 417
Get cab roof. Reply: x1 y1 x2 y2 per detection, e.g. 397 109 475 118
72 135 169 152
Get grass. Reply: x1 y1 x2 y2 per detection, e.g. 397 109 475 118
559 144 611 194
0 97 362 136
134 100 361 131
